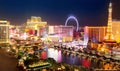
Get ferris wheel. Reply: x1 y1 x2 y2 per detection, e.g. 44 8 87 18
65 15 79 31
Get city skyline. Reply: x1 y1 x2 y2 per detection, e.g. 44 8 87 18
0 0 120 26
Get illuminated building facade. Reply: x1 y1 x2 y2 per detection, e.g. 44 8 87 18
9 25 25 38
0 20 10 43
85 26 107 42
26 16 47 37
112 20 120 42
9 25 18 38
48 25 74 42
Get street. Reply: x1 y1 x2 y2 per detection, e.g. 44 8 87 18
0 48 18 71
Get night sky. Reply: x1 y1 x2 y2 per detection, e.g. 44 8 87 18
0 0 120 26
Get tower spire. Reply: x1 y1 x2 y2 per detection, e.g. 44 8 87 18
104 2 115 41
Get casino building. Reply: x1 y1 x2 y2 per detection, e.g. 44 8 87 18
0 20 10 43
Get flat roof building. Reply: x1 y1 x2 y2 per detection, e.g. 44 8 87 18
85 26 107 42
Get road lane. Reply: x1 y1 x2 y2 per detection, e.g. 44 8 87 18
0 48 18 71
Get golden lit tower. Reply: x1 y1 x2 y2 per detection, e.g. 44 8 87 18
104 2 115 41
